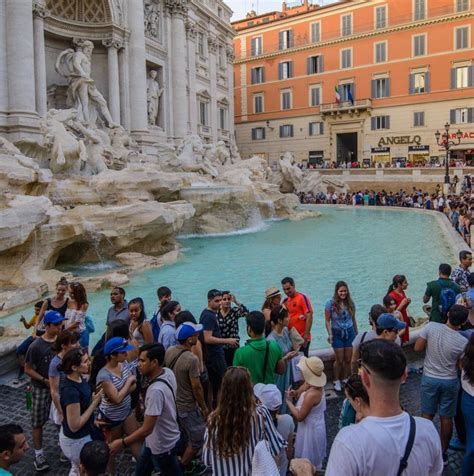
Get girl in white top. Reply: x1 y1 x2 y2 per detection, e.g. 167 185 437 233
286 356 327 470
128 298 153 347
64 282 88 334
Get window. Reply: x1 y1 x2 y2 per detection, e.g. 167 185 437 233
375 42 387 63
279 30 293 50
251 127 266 140
309 86 321 106
219 107 227 130
372 78 390 98
307 55 324 74
450 108 474 124
375 5 387 29
251 66 265 84
311 22 321 42
456 0 469 12
340 83 355 102
451 65 473 89
198 32 205 57
413 34 426 56
414 111 425 127
309 122 324 136
218 46 226 69
281 90 292 110
341 48 352 69
251 36 263 56
455 27 469 50
253 95 264 113
409 71 430 93
371 115 390 130
342 14 352 36
199 101 208 126
217 6 222 17
279 124 294 137
414 0 426 20
279 61 293 80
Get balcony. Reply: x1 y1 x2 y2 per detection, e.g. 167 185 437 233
218 128 230 140
321 99 372 116
198 124 211 136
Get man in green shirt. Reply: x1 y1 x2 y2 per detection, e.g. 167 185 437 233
0 424 29 476
423 263 461 323
233 311 284 384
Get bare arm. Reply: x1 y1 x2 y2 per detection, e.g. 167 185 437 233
302 311 313 343
34 301 49 335
423 294 430 304
66 390 102 434
24 362 49 388
141 321 154 344
351 345 360 374
414 337 427 352
325 309 332 343
110 414 158 454
203 330 237 347
100 375 135 405
190 377 209 418
286 388 320 422
275 358 285 375
50 376 62 417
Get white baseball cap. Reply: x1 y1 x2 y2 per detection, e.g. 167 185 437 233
253 383 282 411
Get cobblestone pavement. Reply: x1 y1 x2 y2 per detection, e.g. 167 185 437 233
0 372 464 475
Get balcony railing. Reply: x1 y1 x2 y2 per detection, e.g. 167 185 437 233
237 4 463 61
320 98 372 114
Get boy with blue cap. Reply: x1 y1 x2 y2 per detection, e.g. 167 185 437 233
375 313 407 342
24 310 65 472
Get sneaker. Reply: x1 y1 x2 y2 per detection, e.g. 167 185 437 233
184 460 208 475
60 451 68 463
34 454 50 472
334 380 342 392
449 437 466 452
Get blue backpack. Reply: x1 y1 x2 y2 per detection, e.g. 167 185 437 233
150 311 160 341
439 281 457 319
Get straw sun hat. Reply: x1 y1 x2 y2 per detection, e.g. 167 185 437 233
297 356 327 387
265 287 281 299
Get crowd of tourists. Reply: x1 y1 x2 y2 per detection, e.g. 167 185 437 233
2 253 474 475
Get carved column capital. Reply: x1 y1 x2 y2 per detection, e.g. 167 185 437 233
33 2 47 18
102 38 124 50
207 35 219 54
164 0 189 18
185 19 197 40
226 45 235 62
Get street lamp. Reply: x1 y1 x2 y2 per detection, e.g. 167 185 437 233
435 122 463 195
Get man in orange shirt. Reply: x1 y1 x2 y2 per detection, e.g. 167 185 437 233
281 277 313 356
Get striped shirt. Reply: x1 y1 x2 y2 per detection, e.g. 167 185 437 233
203 404 285 476
97 360 135 422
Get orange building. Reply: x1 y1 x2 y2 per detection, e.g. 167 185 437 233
232 0 474 167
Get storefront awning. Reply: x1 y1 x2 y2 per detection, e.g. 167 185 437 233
450 143 474 151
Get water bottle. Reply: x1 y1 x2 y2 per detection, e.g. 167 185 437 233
25 386 32 411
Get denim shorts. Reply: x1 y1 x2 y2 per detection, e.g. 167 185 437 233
421 375 460 417
332 327 356 349
178 408 206 449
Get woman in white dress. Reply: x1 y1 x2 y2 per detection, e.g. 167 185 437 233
286 356 327 470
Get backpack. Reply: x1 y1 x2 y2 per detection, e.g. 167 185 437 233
438 281 457 319
150 310 160 341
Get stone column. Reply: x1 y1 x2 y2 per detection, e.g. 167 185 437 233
185 19 197 135
127 0 148 133
103 39 122 125
118 47 130 130
5 0 38 137
0 0 9 118
33 2 47 117
208 36 218 145
165 0 189 140
226 45 235 140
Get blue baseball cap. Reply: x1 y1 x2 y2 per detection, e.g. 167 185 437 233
377 313 406 331
104 337 134 355
176 322 203 342
43 310 66 325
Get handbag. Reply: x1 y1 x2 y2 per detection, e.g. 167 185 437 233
251 410 280 476
289 327 305 348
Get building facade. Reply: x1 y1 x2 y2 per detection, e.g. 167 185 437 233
0 0 235 148
233 0 474 167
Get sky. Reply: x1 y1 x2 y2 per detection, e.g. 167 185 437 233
226 0 337 21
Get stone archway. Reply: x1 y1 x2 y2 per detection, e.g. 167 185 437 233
45 0 114 24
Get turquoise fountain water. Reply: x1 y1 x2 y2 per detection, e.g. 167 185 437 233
4 207 456 350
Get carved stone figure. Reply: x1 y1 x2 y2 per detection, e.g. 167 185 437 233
147 70 164 126
144 0 161 40
214 140 231 166
175 135 218 177
55 40 119 128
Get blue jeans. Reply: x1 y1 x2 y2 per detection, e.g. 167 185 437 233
461 390 474 476
421 375 459 417
135 444 183 476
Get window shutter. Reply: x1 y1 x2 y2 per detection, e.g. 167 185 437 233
320 122 324 134
451 68 456 89
424 72 430 93
450 109 456 124
307 57 312 74
371 79 377 98
385 79 391 97
351 82 355 100
251 38 256 56
371 117 376 130
409 74 415 94
261 67 265 83
317 55 324 73
262 128 266 139
279 125 284 137
278 32 283 50
468 108 474 123
251 69 256 84
309 123 313 135
386 116 390 129
278 63 283 80
289 61 293 78
468 66 473 87
290 125 294 136
288 30 294 48
251 128 256 140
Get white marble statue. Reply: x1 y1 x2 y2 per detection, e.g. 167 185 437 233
214 140 231 166
56 40 119 128
147 70 164 127
175 135 219 177
144 0 161 40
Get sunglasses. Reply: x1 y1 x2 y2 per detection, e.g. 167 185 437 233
357 359 371 375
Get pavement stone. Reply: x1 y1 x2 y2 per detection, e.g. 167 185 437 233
0 373 464 475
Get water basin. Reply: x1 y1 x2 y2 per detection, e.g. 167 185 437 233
3 206 456 350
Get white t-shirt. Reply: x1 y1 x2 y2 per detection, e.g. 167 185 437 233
419 322 467 379
326 412 443 476
277 414 295 476
352 330 401 351
145 368 180 454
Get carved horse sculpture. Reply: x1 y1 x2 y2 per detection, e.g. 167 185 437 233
174 135 219 178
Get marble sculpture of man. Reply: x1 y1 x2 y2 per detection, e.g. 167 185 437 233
147 70 164 126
